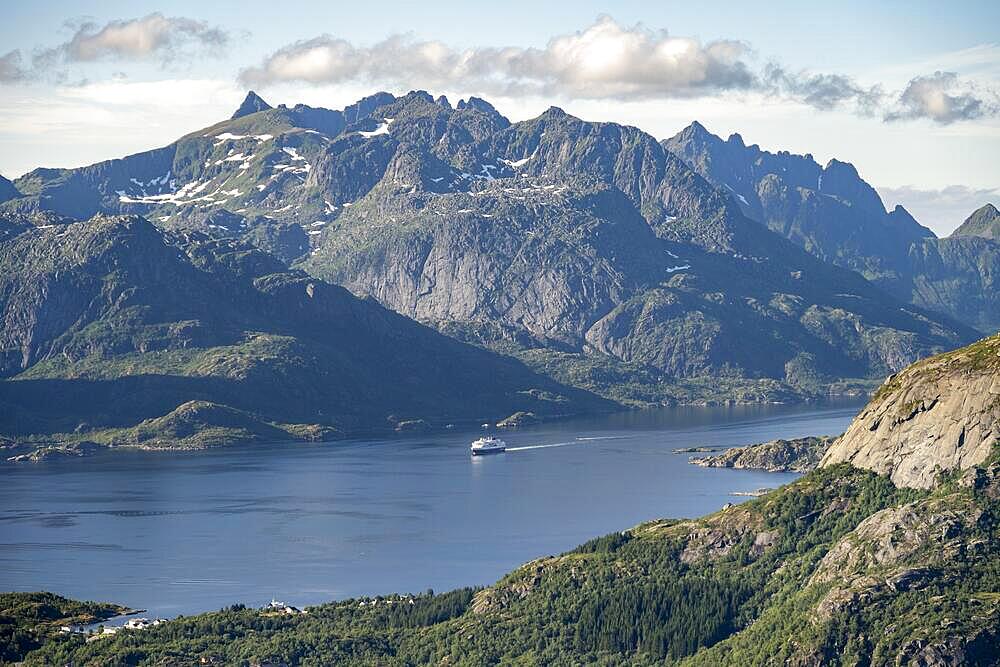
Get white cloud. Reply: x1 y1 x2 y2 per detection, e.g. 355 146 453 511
61 13 228 62
0 13 230 85
240 16 757 99
0 50 28 83
885 71 998 124
239 16 999 126
762 65 883 115
878 184 1000 236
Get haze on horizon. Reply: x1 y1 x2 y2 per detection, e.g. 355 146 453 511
1 0 997 235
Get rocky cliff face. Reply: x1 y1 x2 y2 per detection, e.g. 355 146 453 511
300 94 974 393
951 203 1000 241
664 123 1000 335
0 175 19 204
0 214 609 446
904 234 1000 334
822 333 1000 488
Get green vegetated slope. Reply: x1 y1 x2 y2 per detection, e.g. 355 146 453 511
18 335 1000 665
0 214 610 452
0 592 126 663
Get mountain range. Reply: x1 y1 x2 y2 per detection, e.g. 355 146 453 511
0 90 992 449
664 123 1000 334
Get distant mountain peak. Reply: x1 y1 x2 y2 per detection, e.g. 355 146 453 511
951 203 1000 240
0 173 20 204
822 158 860 177
232 91 272 119
456 96 499 115
886 204 933 237
671 122 724 151
402 90 435 104
533 106 586 126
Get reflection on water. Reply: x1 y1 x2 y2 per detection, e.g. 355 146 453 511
0 399 862 617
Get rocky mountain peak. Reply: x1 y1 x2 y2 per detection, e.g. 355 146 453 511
342 92 396 125
0 174 20 204
821 333 1000 488
540 106 569 119
674 121 717 145
886 204 934 237
402 90 435 105
231 91 272 119
456 96 499 115
819 158 887 218
952 203 1000 240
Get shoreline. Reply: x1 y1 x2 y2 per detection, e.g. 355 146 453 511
3 395 867 464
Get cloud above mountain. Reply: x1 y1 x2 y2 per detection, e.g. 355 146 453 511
0 50 28 83
2 13 996 128
762 66 883 114
885 71 994 123
2 13 229 82
58 13 228 63
240 16 998 125
239 16 756 99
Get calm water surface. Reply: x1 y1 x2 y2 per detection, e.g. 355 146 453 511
0 401 861 617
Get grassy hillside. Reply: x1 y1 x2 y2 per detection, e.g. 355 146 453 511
0 215 611 456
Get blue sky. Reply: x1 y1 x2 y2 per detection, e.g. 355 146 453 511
2 1 998 233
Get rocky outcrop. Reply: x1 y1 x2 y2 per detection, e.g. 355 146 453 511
231 91 272 119
496 411 539 428
811 494 983 589
7 440 103 463
951 203 1000 241
821 334 1000 488
0 175 19 204
690 435 836 472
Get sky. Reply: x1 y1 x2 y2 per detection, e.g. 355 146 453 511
1 0 998 235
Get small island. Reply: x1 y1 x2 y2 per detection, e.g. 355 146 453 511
689 435 838 473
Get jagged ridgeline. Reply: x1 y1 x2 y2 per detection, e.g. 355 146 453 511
16 335 1000 665
0 90 978 411
664 123 1000 335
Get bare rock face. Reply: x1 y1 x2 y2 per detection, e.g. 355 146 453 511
690 435 835 472
821 334 1000 488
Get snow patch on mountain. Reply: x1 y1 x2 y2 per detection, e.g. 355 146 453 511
359 118 394 138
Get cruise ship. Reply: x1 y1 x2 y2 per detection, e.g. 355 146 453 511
470 436 506 455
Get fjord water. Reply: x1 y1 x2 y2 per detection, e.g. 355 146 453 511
0 401 861 618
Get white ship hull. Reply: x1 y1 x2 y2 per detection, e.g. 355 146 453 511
470 437 506 455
